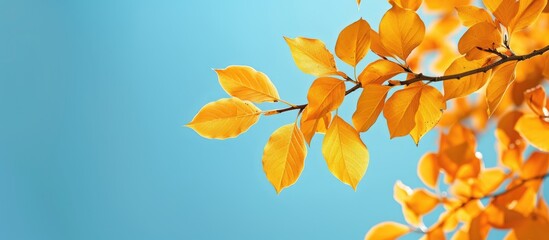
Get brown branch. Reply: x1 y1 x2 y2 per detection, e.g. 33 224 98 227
393 44 549 86
422 172 549 234
273 82 362 114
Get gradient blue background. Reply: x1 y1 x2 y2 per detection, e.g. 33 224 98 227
0 0 546 239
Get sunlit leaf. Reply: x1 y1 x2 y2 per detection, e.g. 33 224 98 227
521 152 549 179
477 168 506 195
383 86 422 138
486 61 518 116
509 0 548 34
493 0 519 27
524 85 547 116
390 0 423 11
406 189 439 215
364 222 410 240
305 77 346 120
358 59 405 85
336 19 371 67
369 29 393 58
394 180 412 204
215 66 280 102
458 22 502 59
284 37 338 76
379 4 425 60
410 85 446 145
322 116 369 190
515 114 549 151
187 98 261 139
352 84 391 132
417 152 440 189
443 57 491 100
456 5 494 27
262 124 307 194
300 107 332 145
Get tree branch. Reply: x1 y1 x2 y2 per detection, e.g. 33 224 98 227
393 44 549 86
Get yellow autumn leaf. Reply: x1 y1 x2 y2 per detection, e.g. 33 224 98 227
379 4 425 60
524 85 547 116
187 98 261 139
456 5 494 27
493 0 519 27
215 66 280 103
322 116 369 190
369 29 392 58
486 61 518 116
458 21 502 59
335 18 371 67
352 84 391 132
390 0 422 11
443 57 491 100
262 123 307 194
521 152 549 179
394 180 412 204
383 85 422 138
364 222 410 240
410 84 446 145
406 189 439 215
284 37 338 77
417 152 440 189
300 107 332 145
509 0 548 34
483 0 503 13
305 77 346 120
477 168 506 195
358 59 405 85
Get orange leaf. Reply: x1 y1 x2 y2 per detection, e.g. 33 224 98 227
521 152 549 179
335 19 371 67
417 152 440 189
524 85 547 116
406 189 439 215
476 168 506 195
486 61 518 116
389 0 423 11
409 85 446 145
458 22 502 59
352 84 391 132
369 29 392 58
358 59 405 85
493 0 519 27
379 4 425 60
515 114 549 151
509 0 548 34
383 86 422 138
262 124 307 194
443 57 491 100
284 37 338 77
364 222 410 240
394 180 412 204
305 77 346 120
322 116 369 190
456 5 494 27
215 66 280 103
187 98 261 139
300 107 332 145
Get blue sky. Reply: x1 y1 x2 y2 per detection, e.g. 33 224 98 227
0 0 546 239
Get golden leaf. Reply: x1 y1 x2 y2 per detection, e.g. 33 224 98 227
284 37 338 77
493 0 519 27
417 152 440 189
262 124 307 194
521 152 549 179
389 0 423 11
456 5 494 27
409 84 446 145
486 61 518 116
443 57 491 100
358 59 404 85
300 107 332 145
383 86 422 138
369 29 392 58
187 98 261 139
515 114 549 151
406 189 439 215
335 19 371 67
458 22 502 60
476 168 506 195
379 4 425 60
215 66 280 103
305 77 346 120
322 116 369 190
509 0 548 34
352 84 391 132
524 85 547 116
364 222 410 240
